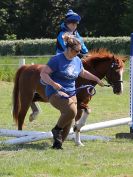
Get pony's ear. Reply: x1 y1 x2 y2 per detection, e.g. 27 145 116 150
122 55 128 63
82 53 89 60
116 54 128 63
112 55 115 61
119 55 128 63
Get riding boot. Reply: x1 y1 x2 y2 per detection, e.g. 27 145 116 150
51 125 63 149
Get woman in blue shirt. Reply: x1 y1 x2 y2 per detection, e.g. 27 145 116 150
56 9 88 55
40 34 104 149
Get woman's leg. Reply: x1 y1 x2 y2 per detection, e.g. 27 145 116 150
49 94 77 148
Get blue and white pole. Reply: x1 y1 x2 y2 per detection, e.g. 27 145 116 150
130 33 133 133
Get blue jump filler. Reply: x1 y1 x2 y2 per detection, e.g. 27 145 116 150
130 33 133 133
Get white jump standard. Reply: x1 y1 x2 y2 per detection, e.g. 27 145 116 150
116 32 133 139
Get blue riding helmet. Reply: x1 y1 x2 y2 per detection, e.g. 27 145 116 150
65 9 81 23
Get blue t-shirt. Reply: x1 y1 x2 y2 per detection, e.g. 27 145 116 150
46 53 83 97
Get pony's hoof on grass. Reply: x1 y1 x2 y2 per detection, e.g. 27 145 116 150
29 112 39 122
75 141 85 147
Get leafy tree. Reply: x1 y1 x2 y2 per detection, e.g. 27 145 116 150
0 8 9 39
0 0 74 39
120 0 133 35
11 0 74 39
0 0 132 39
73 0 127 37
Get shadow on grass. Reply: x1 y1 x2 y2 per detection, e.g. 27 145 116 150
0 141 52 151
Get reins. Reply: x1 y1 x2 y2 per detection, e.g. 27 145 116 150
40 79 96 99
58 85 96 99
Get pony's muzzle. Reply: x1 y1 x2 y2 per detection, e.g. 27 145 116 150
113 82 123 95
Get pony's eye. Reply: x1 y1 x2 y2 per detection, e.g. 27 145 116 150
111 63 115 68
111 62 118 68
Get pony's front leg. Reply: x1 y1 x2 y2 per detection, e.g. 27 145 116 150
29 102 41 122
74 108 90 146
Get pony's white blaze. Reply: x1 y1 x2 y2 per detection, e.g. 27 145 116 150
116 68 124 95
120 68 124 94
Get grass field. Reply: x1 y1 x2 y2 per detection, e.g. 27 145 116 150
0 56 50 81
0 80 132 177
0 56 132 177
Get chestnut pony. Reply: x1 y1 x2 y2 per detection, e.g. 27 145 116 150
13 49 126 146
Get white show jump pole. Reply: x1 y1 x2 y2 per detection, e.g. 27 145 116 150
80 117 131 132
0 117 131 145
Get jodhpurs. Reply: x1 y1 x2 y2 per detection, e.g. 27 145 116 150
49 93 77 141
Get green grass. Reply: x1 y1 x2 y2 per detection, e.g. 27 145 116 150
0 79 132 177
0 56 50 64
0 56 49 81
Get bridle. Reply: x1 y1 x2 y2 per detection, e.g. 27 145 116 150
104 79 123 88
104 61 123 88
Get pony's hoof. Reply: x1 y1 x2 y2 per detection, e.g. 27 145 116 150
75 142 85 147
29 115 34 122
29 112 39 122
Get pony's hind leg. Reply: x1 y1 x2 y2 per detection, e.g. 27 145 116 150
29 92 44 122
18 110 27 130
29 102 41 122
18 94 33 130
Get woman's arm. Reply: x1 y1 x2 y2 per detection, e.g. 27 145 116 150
40 65 62 90
79 69 104 87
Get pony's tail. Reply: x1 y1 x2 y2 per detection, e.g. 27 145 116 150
12 66 25 124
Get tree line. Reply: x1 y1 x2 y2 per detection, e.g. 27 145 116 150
0 0 133 40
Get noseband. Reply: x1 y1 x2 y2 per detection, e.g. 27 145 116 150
104 80 123 87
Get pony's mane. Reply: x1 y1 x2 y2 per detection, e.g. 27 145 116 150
82 48 127 68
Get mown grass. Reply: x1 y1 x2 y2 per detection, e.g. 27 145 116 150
0 56 132 177
0 56 50 81
0 80 132 177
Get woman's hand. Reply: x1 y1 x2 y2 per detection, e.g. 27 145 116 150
97 79 105 87
53 83 62 90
